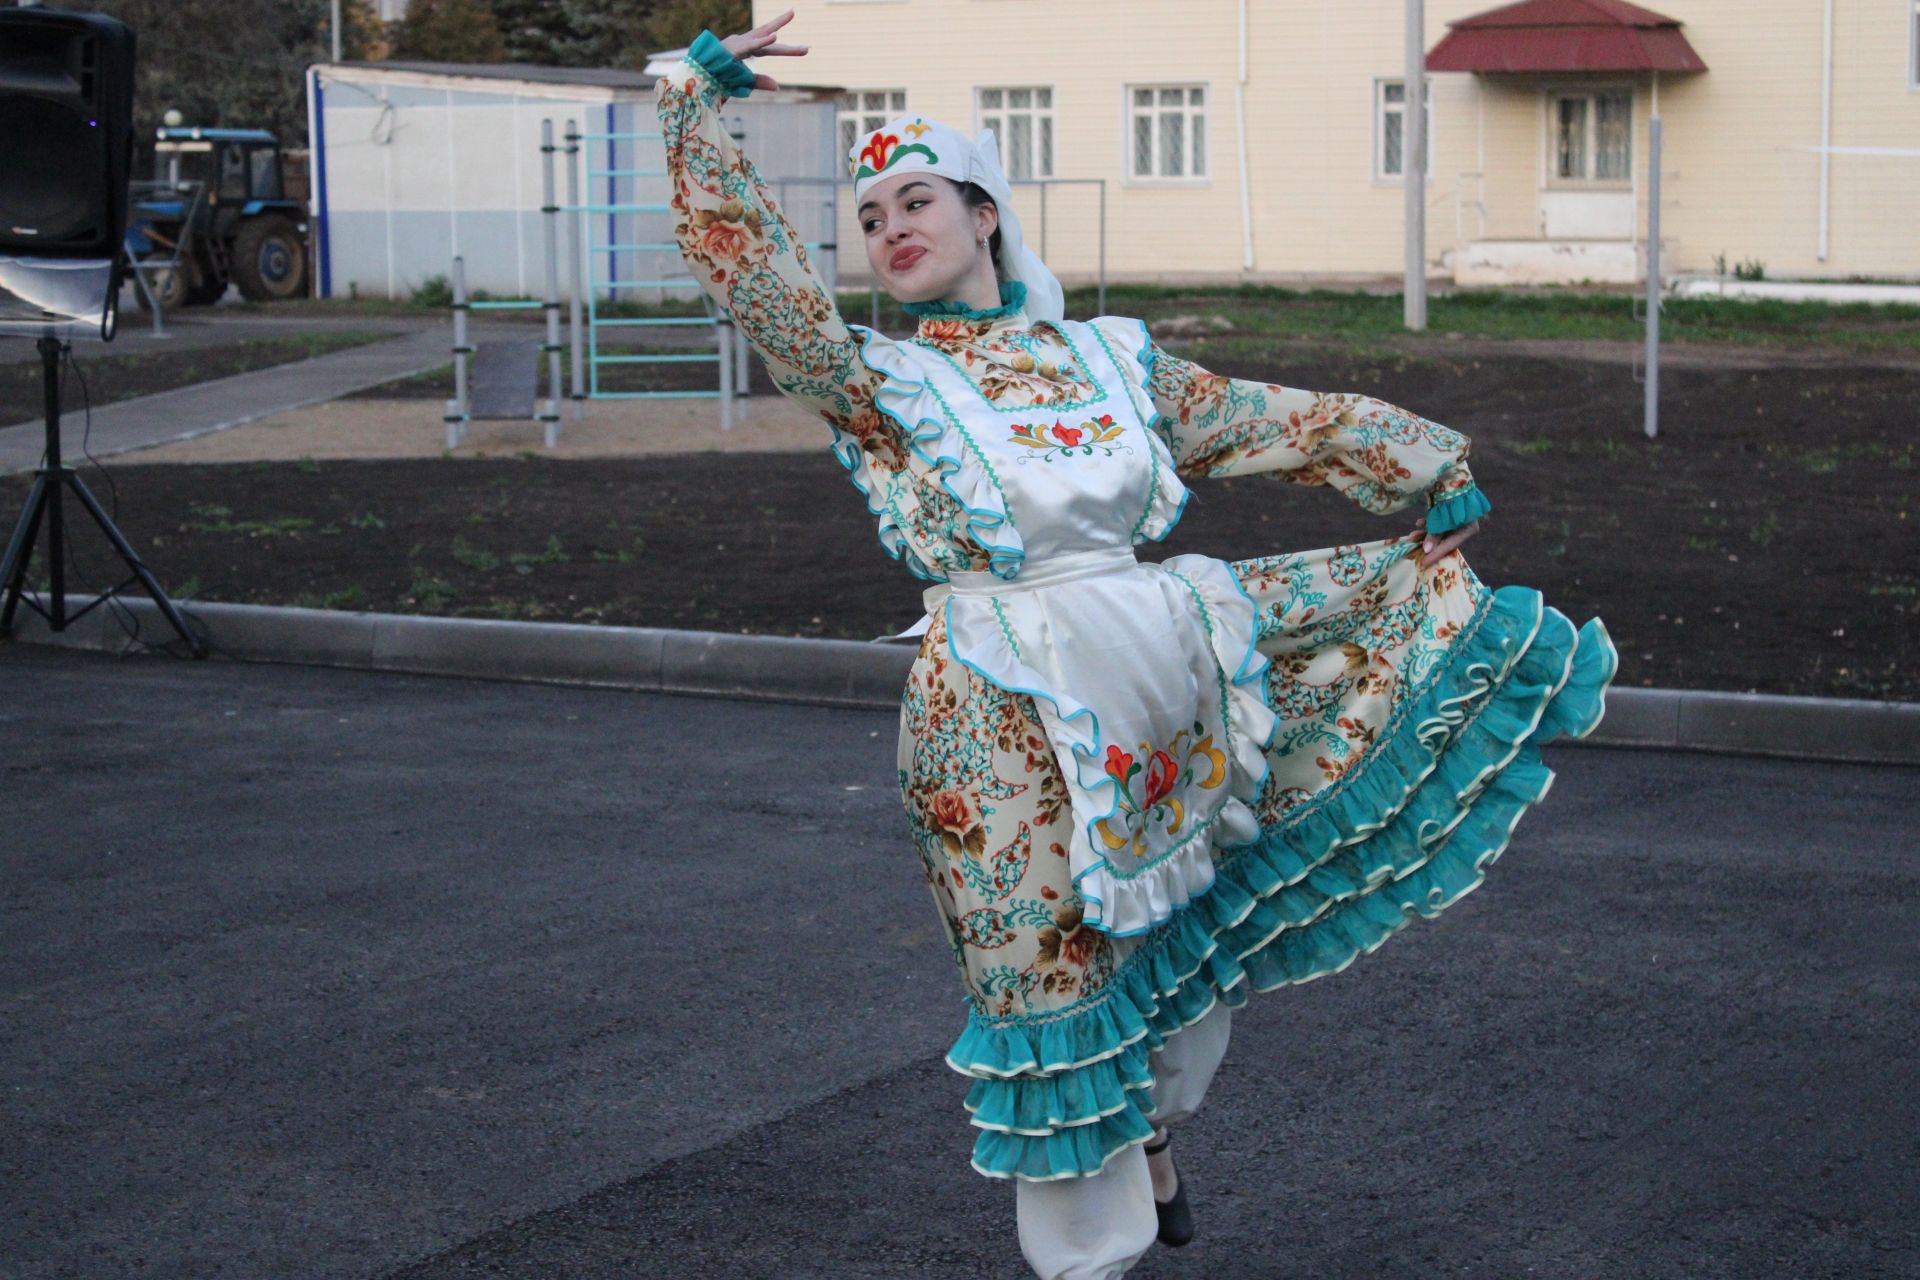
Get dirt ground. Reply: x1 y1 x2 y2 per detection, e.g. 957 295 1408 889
8 341 1916 701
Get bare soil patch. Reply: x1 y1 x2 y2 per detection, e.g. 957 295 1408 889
9 344 1914 701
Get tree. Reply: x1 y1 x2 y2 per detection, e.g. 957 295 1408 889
341 0 392 61
43 0 334 152
391 0 508 63
490 0 581 65
554 0 656 67
643 0 748 56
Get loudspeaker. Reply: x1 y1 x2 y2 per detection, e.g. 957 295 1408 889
0 8 136 259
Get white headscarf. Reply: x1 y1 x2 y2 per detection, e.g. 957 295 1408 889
849 113 1065 324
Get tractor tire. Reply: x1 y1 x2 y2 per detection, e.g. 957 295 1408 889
134 256 189 312
185 254 228 306
232 215 307 302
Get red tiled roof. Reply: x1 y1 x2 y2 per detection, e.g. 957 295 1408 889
1427 0 1708 73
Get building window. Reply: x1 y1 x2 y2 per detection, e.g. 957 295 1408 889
1549 89 1631 183
838 89 907 157
1374 78 1432 180
977 87 1054 179
1128 85 1207 180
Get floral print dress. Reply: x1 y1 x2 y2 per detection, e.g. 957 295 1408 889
658 45 1618 1184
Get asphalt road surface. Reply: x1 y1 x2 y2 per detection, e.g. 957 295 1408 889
3 646 1915 1279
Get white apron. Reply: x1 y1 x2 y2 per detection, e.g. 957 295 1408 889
860 318 1279 936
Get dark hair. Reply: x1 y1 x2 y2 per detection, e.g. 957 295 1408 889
950 178 1005 278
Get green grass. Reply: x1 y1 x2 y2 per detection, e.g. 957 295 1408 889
832 283 1920 354
1082 285 1920 351
260 283 1920 354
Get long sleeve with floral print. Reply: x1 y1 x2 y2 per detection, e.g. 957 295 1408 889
1142 341 1489 534
654 47 908 468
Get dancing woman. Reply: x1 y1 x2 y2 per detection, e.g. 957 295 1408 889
657 13 1616 1278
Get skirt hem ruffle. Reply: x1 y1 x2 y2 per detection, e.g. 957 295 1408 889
946 581 1619 1182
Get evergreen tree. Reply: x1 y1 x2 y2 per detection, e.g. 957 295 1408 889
42 0 333 152
490 0 579 65
391 0 508 63
483 0 662 69
555 0 655 67
643 0 748 54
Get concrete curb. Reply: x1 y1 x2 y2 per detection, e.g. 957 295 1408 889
7 596 1918 766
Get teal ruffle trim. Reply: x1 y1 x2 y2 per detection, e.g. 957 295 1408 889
1426 484 1492 535
903 280 1029 322
688 30 756 98
947 582 1618 1181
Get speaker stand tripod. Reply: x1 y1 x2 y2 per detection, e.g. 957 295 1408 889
0 329 205 656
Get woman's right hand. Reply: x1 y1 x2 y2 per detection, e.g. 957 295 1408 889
719 9 810 91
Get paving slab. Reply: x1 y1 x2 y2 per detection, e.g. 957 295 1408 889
0 327 452 474
119 391 826 463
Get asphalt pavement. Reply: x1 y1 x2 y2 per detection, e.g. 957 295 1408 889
3 645 1916 1279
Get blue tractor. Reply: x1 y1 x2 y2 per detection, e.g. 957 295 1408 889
127 127 310 308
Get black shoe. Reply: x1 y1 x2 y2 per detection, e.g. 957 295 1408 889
1144 1133 1195 1248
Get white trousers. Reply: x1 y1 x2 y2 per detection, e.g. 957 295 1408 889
1014 999 1233 1280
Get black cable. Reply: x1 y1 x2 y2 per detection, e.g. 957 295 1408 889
65 342 120 521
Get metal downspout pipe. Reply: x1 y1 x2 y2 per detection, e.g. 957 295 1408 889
1236 0 1255 272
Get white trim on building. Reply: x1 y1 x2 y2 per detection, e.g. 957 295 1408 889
837 88 908 157
1124 83 1210 184
1372 76 1432 182
975 85 1055 178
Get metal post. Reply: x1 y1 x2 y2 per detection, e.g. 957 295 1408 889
447 256 470 449
717 316 734 431
330 0 342 62
1644 116 1662 441
565 122 585 420
126 246 166 340
539 119 564 447
733 322 751 421
1403 0 1428 331
1097 180 1107 316
40 333 65 628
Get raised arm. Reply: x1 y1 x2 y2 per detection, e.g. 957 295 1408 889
654 22 888 437
1140 339 1491 536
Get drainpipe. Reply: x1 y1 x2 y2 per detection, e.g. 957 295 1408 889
1235 0 1255 271
1404 0 1426 330
1818 0 1833 261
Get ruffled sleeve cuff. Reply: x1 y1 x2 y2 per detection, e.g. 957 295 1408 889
1426 481 1491 535
687 30 757 99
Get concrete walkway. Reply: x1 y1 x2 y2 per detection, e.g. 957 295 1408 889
0 326 451 474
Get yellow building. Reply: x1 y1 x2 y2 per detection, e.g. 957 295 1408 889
768 0 1920 286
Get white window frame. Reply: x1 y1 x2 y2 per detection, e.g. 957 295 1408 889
975 85 1055 180
837 89 908 162
1372 77 1432 182
1542 85 1634 189
1123 83 1210 184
